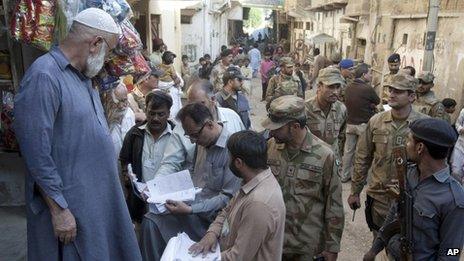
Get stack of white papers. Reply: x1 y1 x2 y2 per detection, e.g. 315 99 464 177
146 170 201 213
161 232 221 261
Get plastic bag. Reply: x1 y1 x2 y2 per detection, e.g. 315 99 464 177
115 19 142 56
10 0 56 50
101 0 132 22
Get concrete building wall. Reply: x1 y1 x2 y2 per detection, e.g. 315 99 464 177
347 0 464 113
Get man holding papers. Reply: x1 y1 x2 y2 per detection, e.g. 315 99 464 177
140 102 241 261
190 130 286 261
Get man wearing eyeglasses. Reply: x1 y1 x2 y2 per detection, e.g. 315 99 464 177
140 102 241 261
13 8 141 260
215 67 251 129
413 71 446 120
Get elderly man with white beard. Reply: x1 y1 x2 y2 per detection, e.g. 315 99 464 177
101 81 136 159
13 8 142 261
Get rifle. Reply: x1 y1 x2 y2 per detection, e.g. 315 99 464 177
392 146 413 261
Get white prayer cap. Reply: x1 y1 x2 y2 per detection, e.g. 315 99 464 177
74 8 121 35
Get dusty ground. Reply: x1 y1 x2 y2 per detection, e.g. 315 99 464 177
248 77 372 260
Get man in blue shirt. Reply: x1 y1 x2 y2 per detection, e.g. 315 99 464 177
14 8 141 260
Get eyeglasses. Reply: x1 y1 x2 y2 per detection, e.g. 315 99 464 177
184 121 208 140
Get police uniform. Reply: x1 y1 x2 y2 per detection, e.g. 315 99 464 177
265 57 303 109
368 119 464 260
413 71 446 120
262 96 344 260
351 73 428 231
306 67 347 161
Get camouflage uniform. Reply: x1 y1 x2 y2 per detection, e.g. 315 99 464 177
265 57 303 109
306 67 347 161
210 63 230 92
379 73 396 104
351 74 428 229
413 72 446 120
262 96 344 259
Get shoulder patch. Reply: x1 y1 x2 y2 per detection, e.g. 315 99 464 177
300 163 322 172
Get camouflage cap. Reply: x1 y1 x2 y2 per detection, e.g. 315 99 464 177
417 71 435 84
384 73 418 91
279 57 295 67
330 52 342 63
318 67 345 86
261 95 306 130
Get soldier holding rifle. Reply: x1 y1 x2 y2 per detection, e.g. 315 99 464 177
363 119 464 260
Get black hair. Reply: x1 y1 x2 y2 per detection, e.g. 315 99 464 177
442 98 457 108
176 102 213 124
403 66 416 77
222 69 239 85
221 49 232 58
145 91 173 110
204 54 211 59
221 45 228 52
182 55 188 60
354 63 371 79
294 118 307 129
162 51 176 64
199 57 205 62
313 48 320 56
413 136 451 160
227 130 268 169
253 43 259 48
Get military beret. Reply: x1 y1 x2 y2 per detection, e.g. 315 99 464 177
339 59 354 69
417 71 435 84
388 53 401 63
384 73 418 91
261 95 306 130
318 67 345 86
410 118 457 147
279 57 295 66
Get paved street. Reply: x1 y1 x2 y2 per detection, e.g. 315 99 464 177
248 77 372 260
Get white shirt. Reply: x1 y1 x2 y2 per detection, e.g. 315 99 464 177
110 108 135 159
140 123 173 182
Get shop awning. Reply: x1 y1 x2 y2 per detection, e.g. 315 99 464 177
306 33 337 44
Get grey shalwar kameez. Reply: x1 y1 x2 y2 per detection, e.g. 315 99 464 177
14 46 142 261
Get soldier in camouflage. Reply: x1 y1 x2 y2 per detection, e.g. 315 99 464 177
262 95 344 261
305 67 347 162
348 73 428 239
413 71 446 120
265 57 303 110
210 49 233 92
377 53 401 104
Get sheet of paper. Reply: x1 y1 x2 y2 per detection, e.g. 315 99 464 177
146 170 197 204
161 232 221 261
383 104 392 111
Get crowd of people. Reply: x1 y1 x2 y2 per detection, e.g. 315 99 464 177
12 8 464 261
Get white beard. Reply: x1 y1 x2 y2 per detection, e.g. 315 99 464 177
84 44 107 78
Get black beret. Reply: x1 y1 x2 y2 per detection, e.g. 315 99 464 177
388 53 401 63
410 118 457 147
